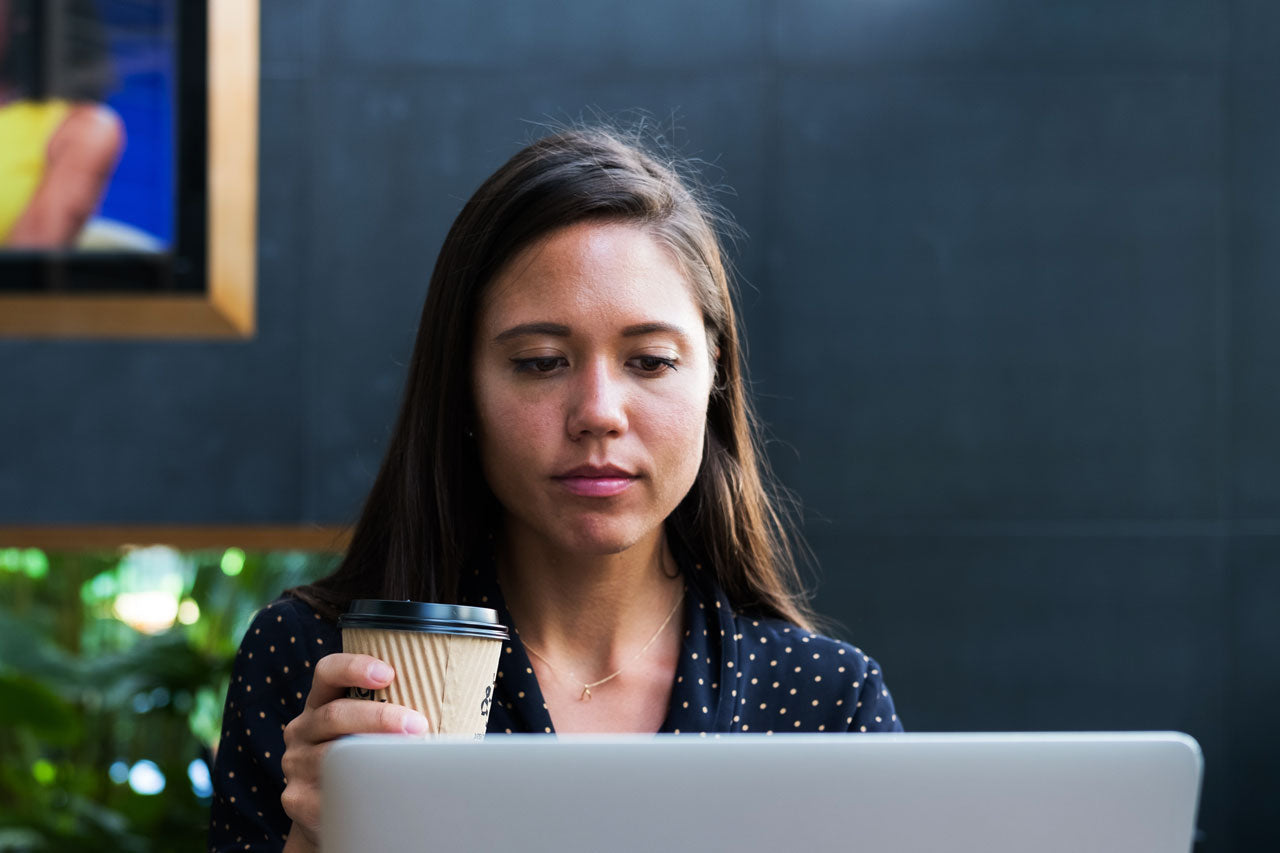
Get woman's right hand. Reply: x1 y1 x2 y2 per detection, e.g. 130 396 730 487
280 653 430 851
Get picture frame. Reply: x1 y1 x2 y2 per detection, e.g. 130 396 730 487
0 0 258 338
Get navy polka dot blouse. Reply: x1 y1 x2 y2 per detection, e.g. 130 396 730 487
208 560 903 851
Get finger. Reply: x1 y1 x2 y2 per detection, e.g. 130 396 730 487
308 697 429 741
306 653 396 709
280 733 325 783
281 778 323 842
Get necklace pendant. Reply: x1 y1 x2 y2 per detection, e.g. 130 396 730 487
580 686 592 701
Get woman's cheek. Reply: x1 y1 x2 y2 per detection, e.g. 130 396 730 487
640 391 708 466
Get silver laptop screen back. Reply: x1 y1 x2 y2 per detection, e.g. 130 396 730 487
321 731 1201 853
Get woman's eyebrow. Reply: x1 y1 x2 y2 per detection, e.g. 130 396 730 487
493 322 571 342
493 321 690 342
621 321 688 340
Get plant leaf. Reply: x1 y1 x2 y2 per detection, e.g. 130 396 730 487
0 673 80 744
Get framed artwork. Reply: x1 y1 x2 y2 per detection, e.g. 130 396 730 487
0 0 257 337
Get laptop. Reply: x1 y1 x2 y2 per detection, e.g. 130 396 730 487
321 731 1202 853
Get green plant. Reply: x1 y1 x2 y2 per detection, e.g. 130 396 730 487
0 546 336 852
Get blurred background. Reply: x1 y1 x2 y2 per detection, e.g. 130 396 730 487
1 0 1277 850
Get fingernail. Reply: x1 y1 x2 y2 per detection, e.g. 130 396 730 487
403 713 428 735
369 662 394 683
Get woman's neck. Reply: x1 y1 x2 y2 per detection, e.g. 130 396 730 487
496 525 684 679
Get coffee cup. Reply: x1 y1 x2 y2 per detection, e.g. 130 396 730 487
338 600 509 739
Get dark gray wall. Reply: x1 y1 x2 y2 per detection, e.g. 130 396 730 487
2 1 1276 848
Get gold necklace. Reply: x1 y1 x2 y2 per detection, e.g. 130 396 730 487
520 588 684 701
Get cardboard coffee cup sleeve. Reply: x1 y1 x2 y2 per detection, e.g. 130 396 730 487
342 628 501 738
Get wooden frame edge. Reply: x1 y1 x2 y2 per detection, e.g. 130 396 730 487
0 526 351 551
0 0 259 340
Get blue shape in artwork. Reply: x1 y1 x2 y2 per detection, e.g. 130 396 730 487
95 0 175 248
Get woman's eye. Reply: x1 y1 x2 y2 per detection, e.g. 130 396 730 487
512 356 566 374
631 356 677 374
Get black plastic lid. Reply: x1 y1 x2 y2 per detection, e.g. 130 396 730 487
338 599 509 641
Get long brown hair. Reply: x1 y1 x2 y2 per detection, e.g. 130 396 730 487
292 126 816 631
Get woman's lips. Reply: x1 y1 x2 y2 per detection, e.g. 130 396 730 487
554 475 636 497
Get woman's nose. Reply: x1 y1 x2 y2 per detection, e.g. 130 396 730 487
566 360 628 439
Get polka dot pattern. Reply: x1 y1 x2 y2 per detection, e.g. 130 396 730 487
209 597 335 851
209 552 902 849
483 550 901 738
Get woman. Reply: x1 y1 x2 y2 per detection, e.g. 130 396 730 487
209 127 902 853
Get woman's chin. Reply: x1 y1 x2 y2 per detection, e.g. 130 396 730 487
558 518 654 556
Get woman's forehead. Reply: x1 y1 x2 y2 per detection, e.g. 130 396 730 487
478 222 703 335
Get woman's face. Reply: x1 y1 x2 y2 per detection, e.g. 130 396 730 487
472 221 717 558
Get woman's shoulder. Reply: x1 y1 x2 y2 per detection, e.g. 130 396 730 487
686 567 892 697
236 594 340 660
730 611 882 672
253 593 331 626
724 610 901 732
